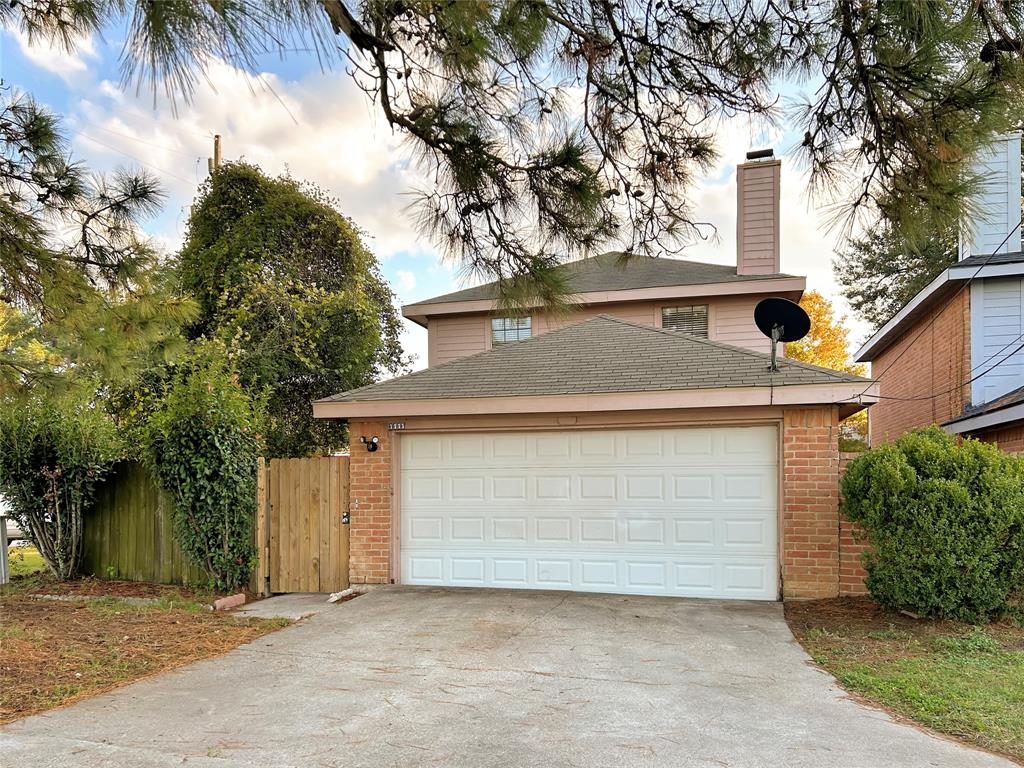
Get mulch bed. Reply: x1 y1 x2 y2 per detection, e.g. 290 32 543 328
0 591 287 724
786 596 1024 652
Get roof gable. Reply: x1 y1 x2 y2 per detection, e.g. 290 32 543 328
320 315 866 404
412 252 797 307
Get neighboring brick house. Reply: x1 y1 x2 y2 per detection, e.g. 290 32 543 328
314 151 879 601
856 133 1024 450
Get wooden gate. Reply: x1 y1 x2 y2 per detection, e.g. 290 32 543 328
256 456 350 594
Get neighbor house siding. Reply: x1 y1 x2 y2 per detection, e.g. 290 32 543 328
974 423 1024 454
971 276 1024 405
868 285 970 445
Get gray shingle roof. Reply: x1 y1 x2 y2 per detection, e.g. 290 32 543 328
956 249 1024 269
319 315 866 403
413 252 796 306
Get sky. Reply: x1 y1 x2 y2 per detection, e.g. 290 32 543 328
1 24 869 371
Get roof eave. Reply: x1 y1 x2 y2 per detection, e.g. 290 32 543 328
856 260 1024 363
313 380 877 420
855 270 955 362
944 400 1024 435
402 276 807 322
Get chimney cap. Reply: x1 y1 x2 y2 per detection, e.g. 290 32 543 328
745 148 775 161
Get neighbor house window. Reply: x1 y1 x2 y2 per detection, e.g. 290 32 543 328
661 305 708 337
491 317 532 345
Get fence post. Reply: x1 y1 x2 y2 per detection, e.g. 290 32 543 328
255 458 271 596
0 516 9 585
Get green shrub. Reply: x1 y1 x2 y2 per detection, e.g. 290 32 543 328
146 345 263 591
841 426 1024 622
0 388 121 579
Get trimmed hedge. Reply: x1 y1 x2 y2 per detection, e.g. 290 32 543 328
841 426 1024 622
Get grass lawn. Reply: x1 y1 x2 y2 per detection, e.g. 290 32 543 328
787 597 1024 763
0 573 288 724
7 545 46 578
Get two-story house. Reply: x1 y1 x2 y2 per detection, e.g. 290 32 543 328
314 151 877 602
855 133 1024 450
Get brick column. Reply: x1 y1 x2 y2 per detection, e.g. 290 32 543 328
347 420 392 584
838 451 870 595
782 407 840 599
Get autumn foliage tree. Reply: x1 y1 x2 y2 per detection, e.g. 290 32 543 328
786 290 868 449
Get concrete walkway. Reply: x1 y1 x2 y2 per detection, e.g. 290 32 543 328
0 588 1014 767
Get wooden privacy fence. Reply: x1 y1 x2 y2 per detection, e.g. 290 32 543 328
255 456 350 595
83 462 205 585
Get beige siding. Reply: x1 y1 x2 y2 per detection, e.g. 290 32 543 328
426 296 775 365
534 301 658 334
711 296 771 353
736 160 780 276
428 315 490 366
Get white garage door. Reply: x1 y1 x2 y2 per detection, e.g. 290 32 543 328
400 426 779 600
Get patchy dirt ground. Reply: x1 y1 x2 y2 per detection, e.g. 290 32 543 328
786 597 1024 763
0 577 288 724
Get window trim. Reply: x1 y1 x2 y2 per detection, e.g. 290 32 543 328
660 304 709 337
490 315 532 345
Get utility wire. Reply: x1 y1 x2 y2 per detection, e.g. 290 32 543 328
77 132 196 184
843 218 1024 405
77 122 200 159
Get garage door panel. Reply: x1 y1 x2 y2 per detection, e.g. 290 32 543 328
401 427 779 600
401 549 777 599
403 428 779 468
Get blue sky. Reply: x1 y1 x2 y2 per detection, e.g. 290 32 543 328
1 24 861 368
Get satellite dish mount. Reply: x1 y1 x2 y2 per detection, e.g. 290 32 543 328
754 298 811 373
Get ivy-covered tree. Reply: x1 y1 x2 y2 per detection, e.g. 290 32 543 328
5 2 1023 305
176 162 406 456
146 342 263 591
0 89 194 391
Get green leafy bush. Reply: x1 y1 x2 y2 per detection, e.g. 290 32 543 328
842 426 1024 622
0 388 121 579
146 345 263 591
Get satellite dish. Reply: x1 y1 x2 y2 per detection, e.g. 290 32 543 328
754 297 811 373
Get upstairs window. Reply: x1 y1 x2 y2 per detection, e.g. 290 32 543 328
491 316 531 345
661 305 709 337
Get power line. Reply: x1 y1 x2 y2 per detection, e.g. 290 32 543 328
845 219 1024 404
76 132 196 185
77 122 201 159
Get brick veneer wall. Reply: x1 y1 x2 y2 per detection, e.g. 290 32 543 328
346 408 855 598
975 423 1024 453
838 451 869 595
868 285 970 445
781 407 841 599
347 420 392 584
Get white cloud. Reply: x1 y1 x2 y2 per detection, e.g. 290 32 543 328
396 270 416 292
63 61 868 359
68 59 433 262
8 29 98 85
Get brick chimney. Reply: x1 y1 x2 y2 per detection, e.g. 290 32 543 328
959 132 1023 260
736 149 781 275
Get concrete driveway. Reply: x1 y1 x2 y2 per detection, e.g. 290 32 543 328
1 588 1013 767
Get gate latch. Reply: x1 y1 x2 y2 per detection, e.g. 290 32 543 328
342 510 350 525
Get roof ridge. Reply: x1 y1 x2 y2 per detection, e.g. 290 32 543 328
595 314 868 383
